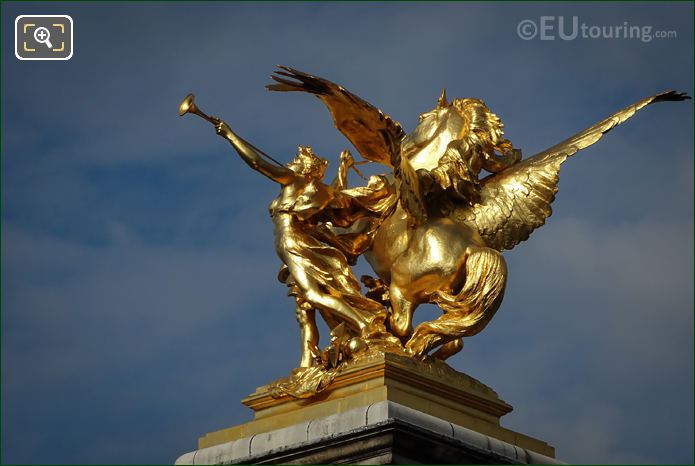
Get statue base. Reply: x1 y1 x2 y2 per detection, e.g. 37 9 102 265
176 351 560 464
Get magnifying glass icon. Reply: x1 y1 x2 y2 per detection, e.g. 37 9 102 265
33 27 53 49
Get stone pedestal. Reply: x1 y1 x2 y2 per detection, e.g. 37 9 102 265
176 352 561 464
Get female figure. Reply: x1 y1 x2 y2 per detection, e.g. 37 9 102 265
213 120 387 365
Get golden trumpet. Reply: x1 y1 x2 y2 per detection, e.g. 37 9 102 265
180 93 285 167
178 93 219 125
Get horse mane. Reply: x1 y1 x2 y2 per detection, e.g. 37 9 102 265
451 98 515 157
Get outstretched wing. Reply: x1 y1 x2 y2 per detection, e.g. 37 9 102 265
456 91 690 251
266 66 405 167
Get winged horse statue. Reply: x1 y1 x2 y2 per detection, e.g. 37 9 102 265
266 66 689 362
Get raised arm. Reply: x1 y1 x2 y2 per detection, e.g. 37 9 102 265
330 150 354 190
215 120 295 185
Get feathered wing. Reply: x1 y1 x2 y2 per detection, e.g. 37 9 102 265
266 66 405 167
456 91 690 251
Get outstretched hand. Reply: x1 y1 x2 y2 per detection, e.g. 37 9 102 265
339 150 354 167
214 119 232 139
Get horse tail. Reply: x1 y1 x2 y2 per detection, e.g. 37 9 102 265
430 246 507 337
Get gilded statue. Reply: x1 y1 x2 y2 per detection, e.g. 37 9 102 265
179 67 689 397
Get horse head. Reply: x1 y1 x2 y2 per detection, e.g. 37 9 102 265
401 91 517 172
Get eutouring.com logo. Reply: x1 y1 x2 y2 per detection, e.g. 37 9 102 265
517 16 677 43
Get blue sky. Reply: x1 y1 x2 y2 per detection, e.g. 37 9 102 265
1 2 693 464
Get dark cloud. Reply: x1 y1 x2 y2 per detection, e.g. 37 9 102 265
2 2 692 464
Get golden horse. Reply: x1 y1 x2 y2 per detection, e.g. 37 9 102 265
267 67 689 361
